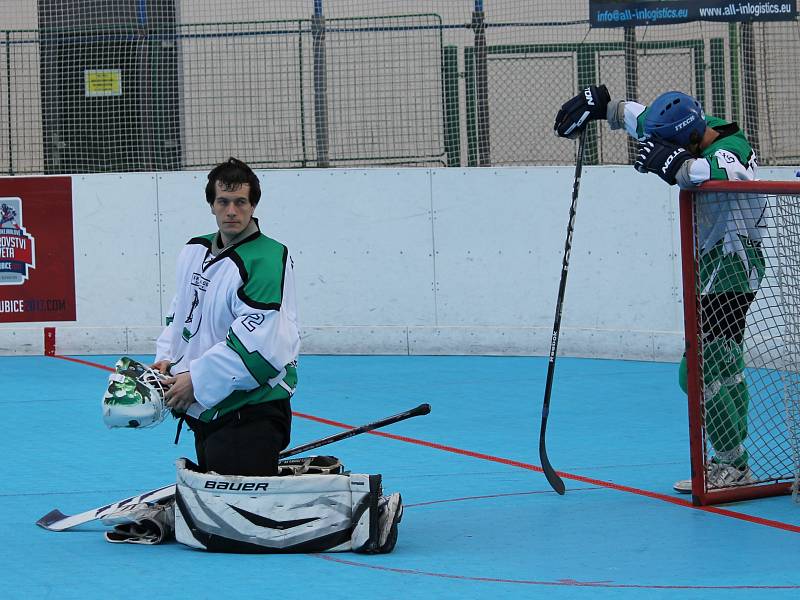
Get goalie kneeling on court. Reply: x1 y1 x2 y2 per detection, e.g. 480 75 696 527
101 360 403 554
103 455 402 554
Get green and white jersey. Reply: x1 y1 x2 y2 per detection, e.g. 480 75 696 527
622 102 757 183
621 101 765 292
156 222 300 422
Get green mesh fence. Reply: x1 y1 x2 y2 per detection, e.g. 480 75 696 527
0 1 799 173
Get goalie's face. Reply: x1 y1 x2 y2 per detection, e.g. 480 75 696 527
211 181 255 243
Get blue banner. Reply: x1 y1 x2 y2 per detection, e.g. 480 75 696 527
590 1 797 28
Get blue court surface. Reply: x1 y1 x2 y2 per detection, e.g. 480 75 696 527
3 354 799 600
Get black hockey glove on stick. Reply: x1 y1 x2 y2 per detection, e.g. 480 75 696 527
633 139 693 185
553 84 610 139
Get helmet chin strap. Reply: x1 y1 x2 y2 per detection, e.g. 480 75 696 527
698 127 720 153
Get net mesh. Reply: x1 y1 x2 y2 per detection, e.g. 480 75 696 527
686 186 800 501
1 1 800 174
779 194 800 504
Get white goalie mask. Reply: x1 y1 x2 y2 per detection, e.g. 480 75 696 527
102 357 169 429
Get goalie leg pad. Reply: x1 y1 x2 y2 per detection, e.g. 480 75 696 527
102 500 175 545
351 489 403 554
349 474 382 553
174 458 382 554
377 492 403 553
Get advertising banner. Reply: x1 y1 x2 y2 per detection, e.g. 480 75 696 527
590 1 797 28
0 177 75 322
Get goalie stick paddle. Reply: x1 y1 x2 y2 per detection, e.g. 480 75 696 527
539 127 588 495
35 484 177 532
36 402 432 531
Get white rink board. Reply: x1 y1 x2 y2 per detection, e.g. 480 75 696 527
1 166 797 358
70 174 162 327
262 169 437 327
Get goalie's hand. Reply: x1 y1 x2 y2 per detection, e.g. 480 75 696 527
634 139 693 185
163 372 195 413
149 359 171 375
554 84 610 139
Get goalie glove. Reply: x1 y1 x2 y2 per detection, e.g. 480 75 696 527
102 500 175 545
277 455 344 476
553 84 610 139
634 139 693 185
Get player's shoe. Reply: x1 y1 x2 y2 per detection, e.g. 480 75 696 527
376 493 403 553
673 463 754 494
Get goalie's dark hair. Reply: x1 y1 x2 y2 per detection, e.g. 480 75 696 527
205 157 261 206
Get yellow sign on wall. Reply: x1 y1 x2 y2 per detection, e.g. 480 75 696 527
84 69 122 97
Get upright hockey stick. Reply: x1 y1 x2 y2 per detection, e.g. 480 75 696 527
539 128 588 495
36 403 431 531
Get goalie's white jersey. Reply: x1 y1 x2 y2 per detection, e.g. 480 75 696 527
156 222 300 421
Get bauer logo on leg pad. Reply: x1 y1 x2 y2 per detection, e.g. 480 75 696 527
203 480 270 491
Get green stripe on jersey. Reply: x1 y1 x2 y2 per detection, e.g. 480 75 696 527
196 361 297 422
702 116 753 174
226 329 280 385
699 237 764 293
233 235 287 307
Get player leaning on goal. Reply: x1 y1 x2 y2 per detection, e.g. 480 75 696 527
554 86 765 493
100 158 402 552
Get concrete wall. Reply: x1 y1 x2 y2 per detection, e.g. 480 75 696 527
2 166 797 358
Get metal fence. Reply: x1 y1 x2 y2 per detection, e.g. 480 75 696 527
1 1 799 174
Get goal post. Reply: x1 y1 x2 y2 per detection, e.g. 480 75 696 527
679 180 800 506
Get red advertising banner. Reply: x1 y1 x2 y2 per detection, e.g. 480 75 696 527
0 176 76 322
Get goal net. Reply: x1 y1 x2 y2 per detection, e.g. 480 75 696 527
679 180 800 506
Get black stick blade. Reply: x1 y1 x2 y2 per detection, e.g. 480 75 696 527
539 441 566 495
36 509 68 530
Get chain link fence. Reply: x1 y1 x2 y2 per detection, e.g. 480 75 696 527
1 1 799 174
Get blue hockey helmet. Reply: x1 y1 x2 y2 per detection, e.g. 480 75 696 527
643 91 706 148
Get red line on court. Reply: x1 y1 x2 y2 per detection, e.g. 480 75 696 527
312 555 800 590
295 410 800 534
53 355 114 371
52 354 800 534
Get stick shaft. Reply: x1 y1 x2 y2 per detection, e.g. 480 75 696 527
539 128 588 495
280 403 431 458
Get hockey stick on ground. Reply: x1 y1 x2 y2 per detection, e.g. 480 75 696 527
539 128 588 495
35 484 177 532
36 403 431 531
